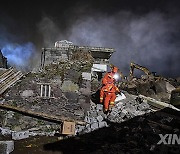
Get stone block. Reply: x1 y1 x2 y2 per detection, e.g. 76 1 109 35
84 116 97 124
90 122 99 130
115 102 124 109
89 111 98 117
0 143 7 154
115 93 126 102
98 121 108 128
0 127 12 135
96 104 103 111
77 126 85 133
120 112 126 118
12 130 29 140
96 115 104 122
0 141 14 154
83 124 91 133
82 72 91 81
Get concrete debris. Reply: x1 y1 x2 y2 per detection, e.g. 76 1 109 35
96 115 104 122
0 141 14 154
90 122 99 131
12 130 30 140
96 104 103 111
76 101 109 134
139 94 180 111
21 90 34 97
115 93 126 102
0 127 12 136
82 72 91 81
165 81 176 94
107 92 151 123
0 125 58 140
98 121 108 128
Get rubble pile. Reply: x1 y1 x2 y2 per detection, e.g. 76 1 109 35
76 91 151 135
76 103 108 134
107 92 151 123
120 75 179 102
0 59 92 131
45 108 180 154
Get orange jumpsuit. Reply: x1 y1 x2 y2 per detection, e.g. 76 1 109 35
102 72 115 85
102 67 118 85
100 83 120 111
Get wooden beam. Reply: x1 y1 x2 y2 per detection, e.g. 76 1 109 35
0 103 85 125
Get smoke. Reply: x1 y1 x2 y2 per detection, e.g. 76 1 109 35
38 10 180 77
37 17 63 47
0 24 36 71
67 11 180 77
2 43 35 70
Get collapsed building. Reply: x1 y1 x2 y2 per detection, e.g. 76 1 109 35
0 40 115 137
0 40 180 153
41 40 114 80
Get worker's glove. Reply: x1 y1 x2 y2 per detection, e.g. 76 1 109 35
118 91 122 95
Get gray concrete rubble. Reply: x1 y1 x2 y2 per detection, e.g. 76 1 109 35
107 91 151 123
0 127 12 135
12 130 30 140
0 141 14 154
76 102 108 135
0 125 58 141
76 91 152 135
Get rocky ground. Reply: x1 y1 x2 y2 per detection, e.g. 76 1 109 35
0 57 180 153
0 59 92 131
7 108 180 154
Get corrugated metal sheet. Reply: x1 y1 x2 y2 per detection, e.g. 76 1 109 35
0 68 23 95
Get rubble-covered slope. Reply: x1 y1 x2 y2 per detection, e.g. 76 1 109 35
0 59 92 131
120 75 180 103
43 108 180 154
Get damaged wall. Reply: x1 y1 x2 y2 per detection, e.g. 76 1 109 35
0 50 7 68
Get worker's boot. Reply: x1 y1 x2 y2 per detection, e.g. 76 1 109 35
103 108 109 114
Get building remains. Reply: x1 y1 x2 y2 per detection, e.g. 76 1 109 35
0 50 7 69
41 40 115 80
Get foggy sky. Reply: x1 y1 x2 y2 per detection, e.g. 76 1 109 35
0 0 180 77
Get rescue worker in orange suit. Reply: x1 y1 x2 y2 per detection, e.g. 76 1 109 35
102 66 119 85
100 83 120 113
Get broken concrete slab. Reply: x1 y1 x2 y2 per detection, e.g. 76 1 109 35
0 141 14 154
96 115 104 122
84 116 97 124
96 104 103 111
12 130 29 140
166 81 176 93
90 122 99 131
115 93 126 102
98 121 108 128
89 111 98 117
0 127 12 136
82 72 91 81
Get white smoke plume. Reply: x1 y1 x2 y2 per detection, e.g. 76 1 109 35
38 11 180 77
0 24 37 71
